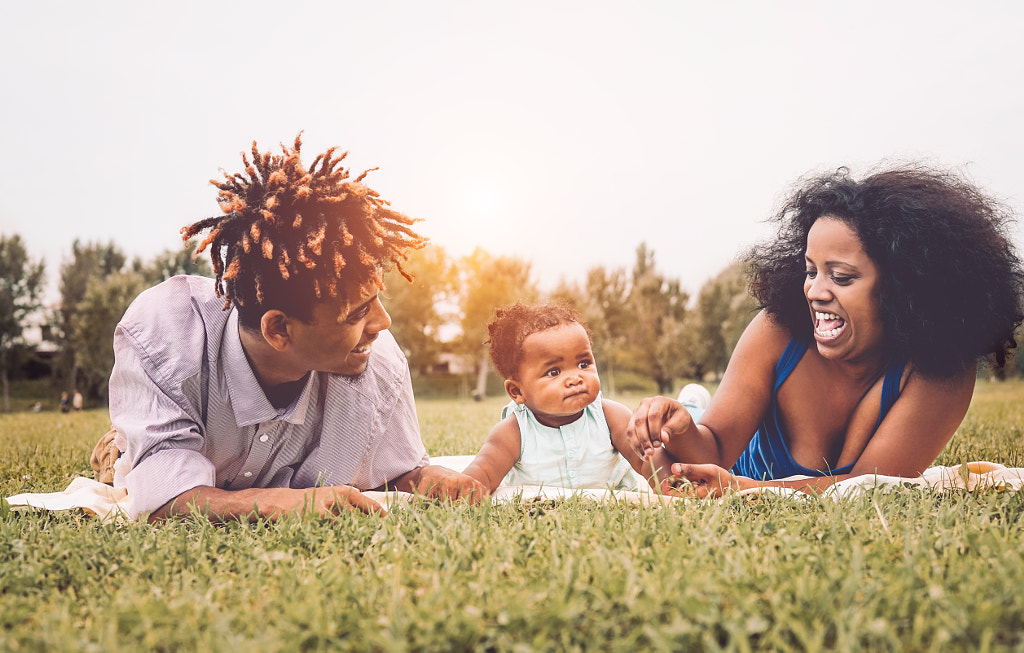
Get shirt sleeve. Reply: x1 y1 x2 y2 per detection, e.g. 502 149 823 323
109 325 217 519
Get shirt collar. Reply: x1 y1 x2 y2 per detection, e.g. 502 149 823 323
222 309 314 427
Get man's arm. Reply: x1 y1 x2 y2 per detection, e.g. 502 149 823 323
109 327 222 520
148 484 385 523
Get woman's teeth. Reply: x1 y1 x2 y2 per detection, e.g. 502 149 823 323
814 311 845 337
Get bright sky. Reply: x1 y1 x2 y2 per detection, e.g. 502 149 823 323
3 1 1023 304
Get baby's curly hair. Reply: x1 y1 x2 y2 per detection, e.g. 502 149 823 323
746 163 1024 379
487 301 591 380
180 134 427 330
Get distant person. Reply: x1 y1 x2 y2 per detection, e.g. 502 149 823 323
59 392 70 414
463 301 672 492
72 390 83 412
30 402 42 413
100 134 485 521
628 164 1024 496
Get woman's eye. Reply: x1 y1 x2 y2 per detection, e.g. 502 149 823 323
830 275 853 285
805 270 817 279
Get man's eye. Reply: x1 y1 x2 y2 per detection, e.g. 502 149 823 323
347 308 370 323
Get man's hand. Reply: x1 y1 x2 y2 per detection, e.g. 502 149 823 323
413 465 489 504
661 463 746 499
293 484 387 518
627 396 697 461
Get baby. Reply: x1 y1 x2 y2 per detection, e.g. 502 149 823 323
462 301 646 492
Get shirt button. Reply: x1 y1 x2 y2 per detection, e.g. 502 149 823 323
567 450 575 458
243 471 253 478
259 434 269 443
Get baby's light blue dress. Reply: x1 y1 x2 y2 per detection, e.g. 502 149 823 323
501 393 642 491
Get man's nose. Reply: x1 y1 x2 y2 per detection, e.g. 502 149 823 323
367 298 392 333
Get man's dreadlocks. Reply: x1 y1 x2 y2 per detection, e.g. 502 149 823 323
181 134 428 330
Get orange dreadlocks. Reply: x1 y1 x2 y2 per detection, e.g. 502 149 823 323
181 134 428 330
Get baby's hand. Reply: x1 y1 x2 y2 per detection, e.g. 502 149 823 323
662 463 743 499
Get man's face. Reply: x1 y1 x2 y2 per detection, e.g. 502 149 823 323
289 279 392 376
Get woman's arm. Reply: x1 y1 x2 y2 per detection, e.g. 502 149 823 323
665 363 977 497
461 416 523 493
626 312 786 470
847 363 976 478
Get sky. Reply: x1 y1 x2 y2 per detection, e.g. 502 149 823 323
2 1 1023 305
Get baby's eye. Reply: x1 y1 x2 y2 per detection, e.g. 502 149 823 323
578 360 592 369
544 369 560 378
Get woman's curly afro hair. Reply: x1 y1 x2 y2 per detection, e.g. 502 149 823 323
746 163 1024 379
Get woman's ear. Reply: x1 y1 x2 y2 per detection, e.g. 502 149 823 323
504 378 526 404
260 310 292 352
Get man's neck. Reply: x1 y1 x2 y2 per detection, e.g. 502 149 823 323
237 324 308 409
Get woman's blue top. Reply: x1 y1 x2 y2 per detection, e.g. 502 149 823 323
730 338 905 480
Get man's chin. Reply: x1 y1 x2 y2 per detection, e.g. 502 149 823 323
334 358 370 377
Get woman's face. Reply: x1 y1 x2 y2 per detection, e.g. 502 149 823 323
803 217 884 365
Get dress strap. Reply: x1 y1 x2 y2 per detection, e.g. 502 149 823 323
875 360 907 429
774 339 809 391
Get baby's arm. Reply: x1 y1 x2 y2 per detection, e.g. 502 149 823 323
460 415 523 493
604 399 653 484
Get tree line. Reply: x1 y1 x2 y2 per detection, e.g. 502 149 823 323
22 233 1023 412
1 233 764 411
383 242 759 398
0 235 212 411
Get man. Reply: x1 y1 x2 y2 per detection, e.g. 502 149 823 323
107 135 484 522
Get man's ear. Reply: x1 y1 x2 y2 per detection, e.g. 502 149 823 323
504 378 526 404
260 310 292 352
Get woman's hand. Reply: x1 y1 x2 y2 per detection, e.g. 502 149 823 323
662 463 748 498
626 396 697 461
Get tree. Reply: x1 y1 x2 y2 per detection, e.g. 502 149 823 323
55 241 127 399
683 261 758 381
0 235 45 412
622 243 689 395
382 245 457 375
457 249 537 399
73 271 149 401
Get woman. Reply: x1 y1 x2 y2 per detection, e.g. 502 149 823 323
628 164 1024 496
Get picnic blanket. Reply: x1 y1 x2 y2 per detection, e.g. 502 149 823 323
6 457 1024 524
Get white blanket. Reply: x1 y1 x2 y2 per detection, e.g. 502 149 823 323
6 458 1024 523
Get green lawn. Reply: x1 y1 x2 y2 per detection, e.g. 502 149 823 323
2 381 1024 651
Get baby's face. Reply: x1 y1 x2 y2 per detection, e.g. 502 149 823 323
509 323 601 428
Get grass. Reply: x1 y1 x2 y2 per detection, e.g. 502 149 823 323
2 380 1024 651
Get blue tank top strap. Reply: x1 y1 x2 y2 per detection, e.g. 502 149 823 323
875 359 907 429
774 338 809 390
